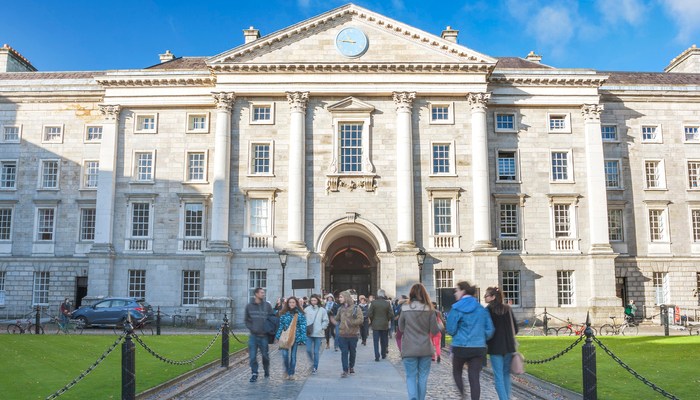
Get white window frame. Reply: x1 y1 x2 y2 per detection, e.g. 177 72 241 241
82 160 99 190
687 160 700 190
557 270 575 307
548 195 580 253
182 270 201 306
0 159 17 190
494 111 518 133
248 269 268 303
601 124 618 142
550 149 573 183
648 208 669 243
84 125 103 143
184 150 208 183
643 159 666 190
653 272 670 305
35 207 56 242
38 159 60 190
496 149 520 183
427 188 461 251
79 207 96 242
32 271 50 306
684 125 700 143
186 112 209 133
248 141 275 176
494 194 526 253
434 269 454 289
177 194 209 253
128 269 146 299
430 141 456 176
125 195 156 253
250 102 275 125
42 124 64 143
428 102 454 125
501 270 521 306
0 206 13 242
547 113 571 134
132 150 156 183
604 159 623 189
134 113 158 134
243 190 276 251
607 208 624 242
641 124 662 143
1 124 22 143
691 207 700 243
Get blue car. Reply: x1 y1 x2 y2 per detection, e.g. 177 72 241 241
71 297 153 327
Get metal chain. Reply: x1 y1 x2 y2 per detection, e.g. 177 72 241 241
228 329 245 344
525 334 585 364
592 336 679 400
45 335 125 400
133 328 222 366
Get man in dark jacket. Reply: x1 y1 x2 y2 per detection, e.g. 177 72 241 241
245 287 273 382
368 289 394 361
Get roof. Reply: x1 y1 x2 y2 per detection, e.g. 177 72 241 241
604 71 700 85
495 57 553 70
146 57 209 70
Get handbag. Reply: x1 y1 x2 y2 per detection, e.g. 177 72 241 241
306 308 318 336
278 313 298 349
508 308 525 374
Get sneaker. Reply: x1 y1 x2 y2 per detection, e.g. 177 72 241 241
341 372 349 378
375 358 380 362
349 368 355 374
264 371 270 378
312 368 317 375
437 356 441 363
288 375 296 381
249 374 258 383
283 372 289 380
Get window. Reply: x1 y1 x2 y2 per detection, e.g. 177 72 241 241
2 125 21 143
551 151 571 182
33 271 49 305
648 209 668 242
0 160 17 189
244 191 275 250
135 114 157 133
134 151 155 182
186 113 209 133
250 142 273 175
692 209 700 242
601 125 618 141
43 125 63 143
497 150 517 182
186 152 207 182
494 112 517 133
548 113 571 133
0 271 5 305
125 197 155 251
653 272 669 305
604 160 622 189
553 204 572 238
36 208 55 241
641 125 661 143
85 125 103 142
557 270 574 306
428 189 461 249
250 199 270 236
644 160 665 189
684 126 700 142
688 161 700 189
501 271 520 306
697 273 700 306
0 208 12 240
429 102 454 124
340 123 363 173
431 142 454 175
181 202 204 252
434 270 454 289
40 160 59 189
128 270 146 298
250 103 274 124
79 208 96 241
83 160 99 189
182 270 201 305
499 203 519 238
548 195 579 252
433 198 452 235
131 202 150 238
608 209 624 242
248 269 267 303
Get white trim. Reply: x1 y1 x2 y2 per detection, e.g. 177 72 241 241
1 124 22 143
428 102 454 125
84 124 103 143
547 113 571 134
133 113 158 134
249 102 275 125
683 124 700 143
186 112 210 134
641 124 662 143
41 124 64 143
493 111 518 133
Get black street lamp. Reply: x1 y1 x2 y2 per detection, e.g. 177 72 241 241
278 250 288 298
416 249 427 283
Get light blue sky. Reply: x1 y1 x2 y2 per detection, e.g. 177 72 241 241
2 0 698 72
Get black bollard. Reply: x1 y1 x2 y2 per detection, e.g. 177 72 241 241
661 305 669 337
582 312 597 400
156 306 161 336
35 306 41 334
122 324 136 400
221 314 230 368
543 308 549 335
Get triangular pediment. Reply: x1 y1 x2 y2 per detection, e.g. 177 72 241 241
327 96 375 113
207 4 496 72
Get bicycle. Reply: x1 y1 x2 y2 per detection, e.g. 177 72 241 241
556 318 598 336
520 316 558 336
599 315 638 336
7 315 44 334
113 315 154 336
172 308 196 328
45 315 85 334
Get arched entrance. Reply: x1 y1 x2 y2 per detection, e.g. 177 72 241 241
325 236 377 297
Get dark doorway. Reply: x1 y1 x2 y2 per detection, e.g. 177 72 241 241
615 277 627 307
75 277 88 307
328 247 374 297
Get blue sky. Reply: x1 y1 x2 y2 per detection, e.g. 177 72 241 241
2 0 698 72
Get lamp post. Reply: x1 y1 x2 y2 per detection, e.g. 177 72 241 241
278 250 288 298
416 249 426 284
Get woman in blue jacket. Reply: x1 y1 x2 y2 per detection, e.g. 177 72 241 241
446 281 495 400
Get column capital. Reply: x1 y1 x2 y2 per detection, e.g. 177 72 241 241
212 92 236 111
392 91 416 112
286 91 309 112
581 104 604 121
467 92 491 111
98 104 121 121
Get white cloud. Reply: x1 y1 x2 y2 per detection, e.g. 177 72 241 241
297 0 311 8
596 0 647 25
505 0 578 57
661 0 700 43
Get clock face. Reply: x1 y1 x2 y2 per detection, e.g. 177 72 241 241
335 27 369 58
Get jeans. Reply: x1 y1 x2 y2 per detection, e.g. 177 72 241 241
490 353 513 400
306 336 323 370
403 356 432 400
336 336 358 372
280 342 299 376
334 324 340 349
59 314 69 330
372 329 389 359
248 335 270 375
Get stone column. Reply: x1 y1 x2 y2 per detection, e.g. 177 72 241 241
467 92 494 250
286 91 309 249
209 92 235 251
394 91 416 249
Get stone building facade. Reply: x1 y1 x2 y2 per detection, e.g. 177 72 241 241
0 4 699 326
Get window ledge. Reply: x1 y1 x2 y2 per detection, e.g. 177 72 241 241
643 188 668 191
79 188 98 192
129 181 156 185
36 188 60 192
429 173 458 178
606 188 625 192
495 130 517 134
549 180 576 184
496 180 521 184
0 188 17 192
250 120 274 125
182 181 209 185
185 130 209 134
247 174 276 178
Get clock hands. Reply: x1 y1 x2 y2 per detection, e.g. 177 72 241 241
340 39 356 44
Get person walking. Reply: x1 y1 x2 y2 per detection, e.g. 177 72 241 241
305 294 329 374
244 288 274 382
324 294 339 350
367 289 393 361
447 281 495 400
485 287 518 400
358 295 370 345
398 283 441 400
275 296 307 380
430 301 446 363
59 298 72 330
333 290 364 377
624 299 637 324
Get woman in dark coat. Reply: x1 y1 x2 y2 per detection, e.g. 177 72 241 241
485 287 518 400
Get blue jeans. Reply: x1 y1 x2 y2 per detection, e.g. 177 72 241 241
247 335 270 375
280 342 299 376
336 336 358 372
490 353 513 400
403 356 432 400
334 324 340 349
306 336 323 370
372 329 389 359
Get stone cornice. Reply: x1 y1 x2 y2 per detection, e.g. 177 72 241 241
209 63 491 74
96 76 216 87
489 73 608 87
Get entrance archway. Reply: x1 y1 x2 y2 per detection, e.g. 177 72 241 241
325 236 377 297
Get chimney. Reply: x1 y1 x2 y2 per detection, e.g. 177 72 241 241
525 51 542 64
441 26 458 43
244 26 261 44
159 50 175 63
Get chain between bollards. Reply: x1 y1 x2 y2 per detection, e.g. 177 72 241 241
221 314 230 368
582 312 596 400
122 315 136 400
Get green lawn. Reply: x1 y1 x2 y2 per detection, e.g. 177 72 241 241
0 333 247 399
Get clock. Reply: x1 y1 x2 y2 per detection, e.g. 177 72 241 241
335 27 369 58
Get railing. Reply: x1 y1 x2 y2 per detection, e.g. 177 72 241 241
178 238 205 252
243 235 272 250
126 238 152 252
498 237 521 252
429 235 459 250
551 237 580 252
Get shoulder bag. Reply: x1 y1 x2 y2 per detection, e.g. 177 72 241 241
509 308 525 374
306 308 318 336
278 313 298 349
